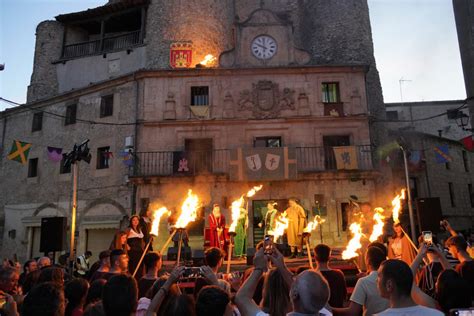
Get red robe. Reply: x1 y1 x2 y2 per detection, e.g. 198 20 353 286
209 214 226 249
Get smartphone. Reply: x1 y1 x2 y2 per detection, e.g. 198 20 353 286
264 235 273 255
182 267 202 277
422 231 433 245
450 308 474 316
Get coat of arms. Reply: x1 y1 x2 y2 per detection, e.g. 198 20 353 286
170 42 193 68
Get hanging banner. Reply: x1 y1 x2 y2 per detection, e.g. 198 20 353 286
170 42 193 68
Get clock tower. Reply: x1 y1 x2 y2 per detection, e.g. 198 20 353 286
220 9 310 68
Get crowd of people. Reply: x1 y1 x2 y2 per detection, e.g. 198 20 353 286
0 217 473 316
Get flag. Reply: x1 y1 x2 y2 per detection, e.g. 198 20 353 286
333 146 358 170
47 147 63 163
120 150 134 167
434 145 452 164
7 140 31 164
102 151 113 159
460 135 474 152
408 150 424 171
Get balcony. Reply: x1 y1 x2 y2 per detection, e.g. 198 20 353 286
130 145 373 178
62 30 142 59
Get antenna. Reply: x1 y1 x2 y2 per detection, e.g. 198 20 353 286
399 77 412 102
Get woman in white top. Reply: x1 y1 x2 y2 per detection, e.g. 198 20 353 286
127 215 145 279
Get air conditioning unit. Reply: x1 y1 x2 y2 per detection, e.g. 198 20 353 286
125 136 134 148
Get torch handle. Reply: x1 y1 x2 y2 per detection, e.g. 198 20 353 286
226 241 233 274
132 237 153 278
305 239 314 269
160 229 177 255
401 227 419 253
176 230 183 266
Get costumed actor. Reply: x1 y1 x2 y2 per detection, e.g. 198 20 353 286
127 215 145 279
209 204 226 250
233 204 248 258
285 198 306 258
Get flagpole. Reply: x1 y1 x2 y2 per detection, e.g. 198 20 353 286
400 146 417 244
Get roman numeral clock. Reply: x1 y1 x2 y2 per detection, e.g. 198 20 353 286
251 35 277 60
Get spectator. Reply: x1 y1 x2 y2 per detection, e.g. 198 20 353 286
83 301 105 316
22 269 41 294
196 285 231 316
0 266 19 295
38 266 65 287
194 247 230 293
241 267 264 305
136 276 180 316
146 266 186 316
162 293 196 316
65 278 90 316
260 268 291 316
376 259 443 315
434 269 472 314
76 251 92 278
445 235 474 297
89 251 111 283
102 249 129 280
314 244 347 307
85 279 107 307
22 282 66 316
288 270 330 315
110 231 130 254
138 252 162 298
333 246 389 316
18 259 37 287
38 256 52 269
414 237 444 298
102 274 138 316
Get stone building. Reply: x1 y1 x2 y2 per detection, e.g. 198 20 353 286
1 0 388 260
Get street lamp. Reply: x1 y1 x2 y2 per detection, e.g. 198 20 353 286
455 112 474 132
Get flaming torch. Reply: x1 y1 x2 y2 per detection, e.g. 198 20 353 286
132 206 170 277
269 212 289 243
391 189 406 224
369 208 385 242
160 190 200 264
303 215 326 269
198 54 217 67
342 223 363 260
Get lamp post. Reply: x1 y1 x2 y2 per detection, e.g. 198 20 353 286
456 112 474 132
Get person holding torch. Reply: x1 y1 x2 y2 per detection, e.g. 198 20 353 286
285 198 306 258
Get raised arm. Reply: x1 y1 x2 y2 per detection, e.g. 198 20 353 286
441 220 457 237
146 266 184 316
269 246 293 288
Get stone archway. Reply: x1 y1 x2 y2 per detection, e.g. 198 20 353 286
33 203 67 217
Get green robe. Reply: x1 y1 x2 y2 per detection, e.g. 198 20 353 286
233 214 247 257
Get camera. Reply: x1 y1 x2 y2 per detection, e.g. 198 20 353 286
264 235 273 255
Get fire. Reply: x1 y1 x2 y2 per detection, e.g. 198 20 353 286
150 207 171 237
246 185 263 197
342 223 363 260
199 54 217 67
270 212 289 242
229 196 245 233
175 190 200 229
304 215 326 233
391 189 406 224
369 207 385 242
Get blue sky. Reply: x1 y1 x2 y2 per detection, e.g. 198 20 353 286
0 0 466 111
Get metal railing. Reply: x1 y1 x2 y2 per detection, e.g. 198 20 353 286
131 146 373 177
62 30 142 59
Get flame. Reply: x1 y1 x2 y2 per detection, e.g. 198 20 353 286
175 190 200 229
229 196 245 233
304 215 326 233
269 212 289 242
150 207 171 237
369 207 385 242
246 185 263 197
391 189 406 224
342 223 363 260
199 54 217 66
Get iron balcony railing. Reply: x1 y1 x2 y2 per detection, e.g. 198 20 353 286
131 145 373 177
62 30 142 59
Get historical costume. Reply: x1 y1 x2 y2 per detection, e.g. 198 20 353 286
285 198 306 258
387 223 416 265
139 208 153 251
259 202 279 236
127 215 145 279
233 207 248 258
209 204 226 249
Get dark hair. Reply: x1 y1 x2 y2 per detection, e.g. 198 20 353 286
22 282 65 316
379 259 413 296
110 231 128 252
85 251 92 257
163 294 196 316
110 249 126 266
65 278 89 316
86 279 107 306
23 259 36 273
129 215 141 233
102 274 138 316
146 276 180 315
84 301 105 316
445 235 468 252
436 269 472 314
0 266 17 282
391 222 405 239
196 285 229 316
22 269 41 294
366 246 386 270
314 244 330 263
144 252 161 271
99 250 111 261
261 268 291 316
38 267 64 287
368 242 388 258
205 247 225 268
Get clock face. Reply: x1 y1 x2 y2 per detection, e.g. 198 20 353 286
251 35 277 60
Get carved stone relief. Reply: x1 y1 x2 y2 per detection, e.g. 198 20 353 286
237 80 295 118
297 92 311 116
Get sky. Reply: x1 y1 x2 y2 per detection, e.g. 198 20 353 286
0 0 467 111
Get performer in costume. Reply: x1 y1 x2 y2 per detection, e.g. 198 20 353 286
388 222 416 265
258 202 279 236
127 215 145 279
233 206 248 258
209 204 226 249
139 207 153 251
285 198 306 258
